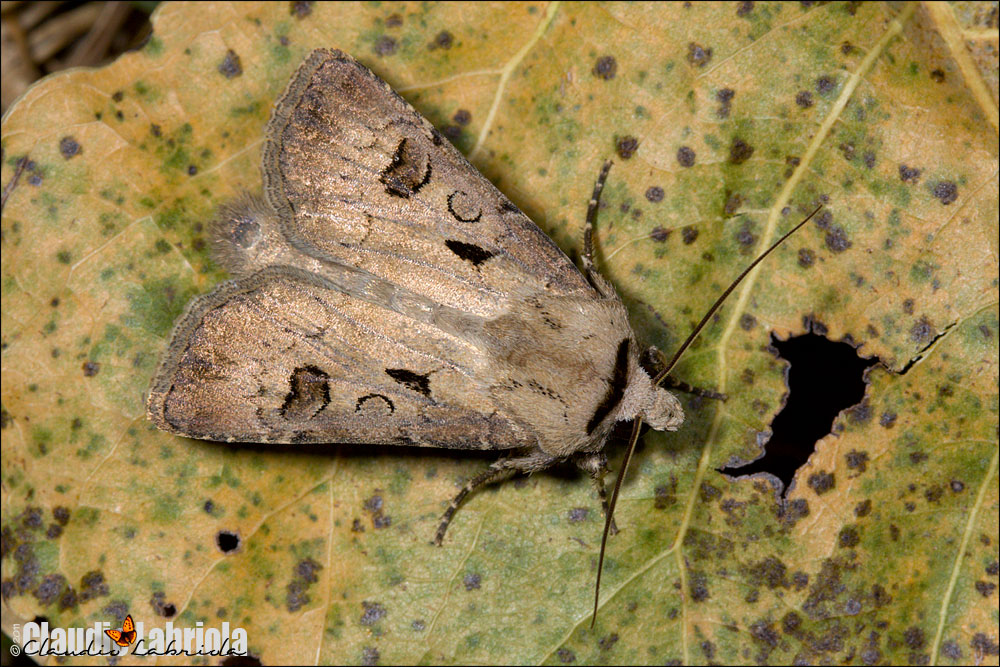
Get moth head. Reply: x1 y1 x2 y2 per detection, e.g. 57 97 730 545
618 352 684 433
211 194 284 277
642 384 684 432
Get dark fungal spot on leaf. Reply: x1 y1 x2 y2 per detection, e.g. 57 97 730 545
689 570 710 601
615 136 639 159
845 450 869 473
218 49 242 79
682 226 699 244
879 411 897 427
862 151 876 169
361 646 379 666
34 574 68 606
737 1 754 16
838 525 860 548
715 87 734 117
910 316 935 343
899 164 920 183
729 138 754 164
740 313 756 330
360 600 387 625
187 164 198 176
932 180 958 205
825 226 852 253
645 186 664 202
598 633 619 651
676 145 696 167
854 499 871 517
463 573 481 590
216 530 240 553
53 507 70 525
59 137 81 159
150 591 177 617
736 224 756 248
82 361 100 377
808 471 835 495
374 35 397 57
79 571 109 600
687 42 713 67
290 0 314 17
795 91 814 108
568 507 589 522
453 109 471 126
650 227 669 242
930 68 945 82
45 524 62 539
557 648 576 663
593 55 617 80
434 30 453 49
385 13 402 28
816 75 836 94
724 191 743 215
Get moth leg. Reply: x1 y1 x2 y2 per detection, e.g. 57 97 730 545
574 452 619 535
582 160 616 297
434 452 560 546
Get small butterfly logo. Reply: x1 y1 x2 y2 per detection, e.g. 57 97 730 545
105 614 137 647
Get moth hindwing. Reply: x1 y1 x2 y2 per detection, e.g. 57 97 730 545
146 48 683 542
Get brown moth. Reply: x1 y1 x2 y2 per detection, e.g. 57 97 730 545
147 49 815 601
147 47 686 529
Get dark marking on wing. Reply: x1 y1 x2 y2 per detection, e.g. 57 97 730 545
281 365 330 421
431 129 444 146
380 137 431 198
355 393 395 414
385 368 431 396
445 239 494 266
586 339 630 435
447 190 482 222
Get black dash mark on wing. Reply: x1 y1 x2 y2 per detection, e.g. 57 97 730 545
586 339 630 435
380 138 431 198
385 368 431 396
447 190 482 222
281 366 330 421
355 393 395 414
445 239 494 266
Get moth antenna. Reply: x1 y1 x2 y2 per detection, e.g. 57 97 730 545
590 203 823 628
653 204 823 385
591 417 642 628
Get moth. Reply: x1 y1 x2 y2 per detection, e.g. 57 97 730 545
147 49 815 615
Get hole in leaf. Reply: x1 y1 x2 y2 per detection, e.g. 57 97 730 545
221 654 262 666
721 333 877 489
216 530 240 553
